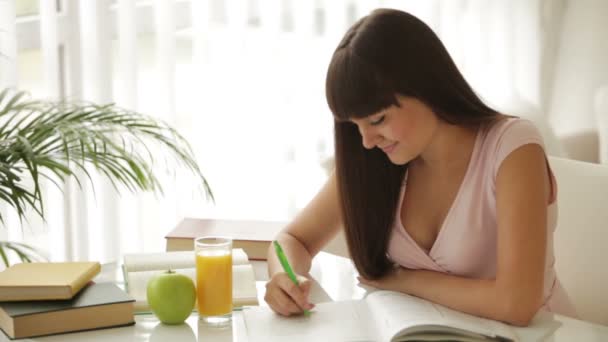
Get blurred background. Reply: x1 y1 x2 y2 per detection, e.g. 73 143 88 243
0 0 607 264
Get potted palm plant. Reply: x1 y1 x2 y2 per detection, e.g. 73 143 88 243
0 89 213 266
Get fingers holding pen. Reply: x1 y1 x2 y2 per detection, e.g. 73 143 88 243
265 272 315 316
281 274 315 311
267 287 302 316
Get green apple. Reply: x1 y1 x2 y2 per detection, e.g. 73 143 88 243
147 270 196 324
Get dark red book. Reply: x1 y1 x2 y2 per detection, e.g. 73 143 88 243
165 218 286 260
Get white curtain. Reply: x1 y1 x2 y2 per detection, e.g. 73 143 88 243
2 0 607 264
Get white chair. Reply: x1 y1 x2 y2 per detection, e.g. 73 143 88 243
595 85 608 164
550 156 608 326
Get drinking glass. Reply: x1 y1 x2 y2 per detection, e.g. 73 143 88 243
195 236 232 325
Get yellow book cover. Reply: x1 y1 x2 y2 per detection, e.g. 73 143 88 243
0 262 101 301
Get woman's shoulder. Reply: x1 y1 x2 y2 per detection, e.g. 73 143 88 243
484 116 543 142
480 116 546 177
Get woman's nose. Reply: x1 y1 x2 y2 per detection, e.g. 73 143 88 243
359 126 379 150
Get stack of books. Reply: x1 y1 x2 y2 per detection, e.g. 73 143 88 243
0 262 135 339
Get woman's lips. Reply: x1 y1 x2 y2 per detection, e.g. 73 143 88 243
380 143 397 154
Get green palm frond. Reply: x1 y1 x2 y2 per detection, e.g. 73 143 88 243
0 88 214 224
0 241 47 266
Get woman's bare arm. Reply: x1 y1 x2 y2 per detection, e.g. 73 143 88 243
264 170 343 315
267 170 343 277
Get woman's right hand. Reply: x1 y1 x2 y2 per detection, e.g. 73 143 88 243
264 272 315 316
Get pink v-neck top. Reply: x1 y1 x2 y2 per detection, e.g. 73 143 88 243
387 118 577 317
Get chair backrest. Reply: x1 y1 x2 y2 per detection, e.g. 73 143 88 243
596 84 608 164
549 156 608 325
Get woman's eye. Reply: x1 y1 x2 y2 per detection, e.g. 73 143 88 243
370 116 385 126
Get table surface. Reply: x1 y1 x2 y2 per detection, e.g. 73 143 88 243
2 252 607 341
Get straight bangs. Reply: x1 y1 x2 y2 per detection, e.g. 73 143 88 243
326 48 399 121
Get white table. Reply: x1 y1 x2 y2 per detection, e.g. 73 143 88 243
3 252 607 341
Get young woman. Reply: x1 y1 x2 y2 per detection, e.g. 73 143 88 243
264 8 576 326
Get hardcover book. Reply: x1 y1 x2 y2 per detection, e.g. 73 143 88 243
0 282 135 339
0 262 101 301
165 218 285 260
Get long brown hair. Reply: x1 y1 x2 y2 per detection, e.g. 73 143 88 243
326 9 500 279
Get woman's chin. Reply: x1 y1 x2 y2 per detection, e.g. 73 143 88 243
387 154 410 166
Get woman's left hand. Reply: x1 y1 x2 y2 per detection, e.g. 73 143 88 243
357 266 412 292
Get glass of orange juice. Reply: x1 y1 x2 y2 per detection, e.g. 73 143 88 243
195 236 232 325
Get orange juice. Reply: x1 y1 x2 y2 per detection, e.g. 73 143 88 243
195 251 232 316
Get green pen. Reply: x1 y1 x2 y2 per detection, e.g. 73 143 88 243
273 240 311 316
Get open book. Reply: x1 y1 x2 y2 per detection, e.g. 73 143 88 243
243 290 518 342
123 249 258 312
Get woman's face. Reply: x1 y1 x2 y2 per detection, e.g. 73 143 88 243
350 95 439 165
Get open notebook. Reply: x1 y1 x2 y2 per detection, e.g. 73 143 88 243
243 290 518 342
123 249 257 312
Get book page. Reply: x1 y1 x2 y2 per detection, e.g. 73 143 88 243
233 264 258 306
123 249 249 273
434 304 517 341
365 291 444 341
243 300 375 342
365 291 517 341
